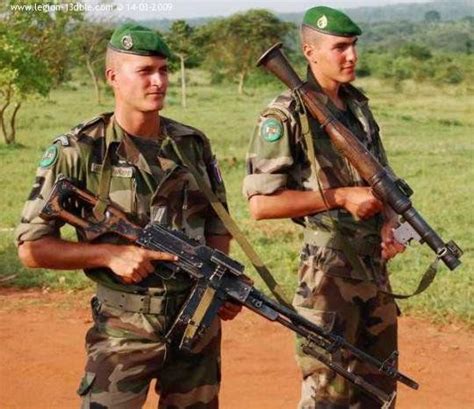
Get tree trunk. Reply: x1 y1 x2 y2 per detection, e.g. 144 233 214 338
238 71 246 95
86 57 101 105
180 55 187 108
8 102 22 144
0 89 11 144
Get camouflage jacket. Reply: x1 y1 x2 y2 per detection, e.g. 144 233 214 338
16 113 229 294
243 69 391 280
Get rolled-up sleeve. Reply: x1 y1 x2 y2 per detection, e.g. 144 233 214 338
243 110 296 199
15 140 82 246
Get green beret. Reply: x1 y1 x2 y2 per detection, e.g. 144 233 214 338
109 23 171 58
302 6 362 37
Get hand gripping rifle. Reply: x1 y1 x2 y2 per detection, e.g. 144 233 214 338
257 43 462 279
40 177 418 408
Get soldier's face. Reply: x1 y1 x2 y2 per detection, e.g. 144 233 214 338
306 35 358 84
107 53 169 113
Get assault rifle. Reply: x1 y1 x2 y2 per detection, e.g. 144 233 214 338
257 43 462 276
40 177 418 408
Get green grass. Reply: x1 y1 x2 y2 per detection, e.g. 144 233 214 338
1 73 472 324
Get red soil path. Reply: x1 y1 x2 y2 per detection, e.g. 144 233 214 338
1 288 472 409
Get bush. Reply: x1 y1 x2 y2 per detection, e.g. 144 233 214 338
437 64 464 84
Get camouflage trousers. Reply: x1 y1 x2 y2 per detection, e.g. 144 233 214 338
294 246 398 409
77 295 221 409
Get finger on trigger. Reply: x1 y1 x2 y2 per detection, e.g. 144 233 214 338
147 250 178 261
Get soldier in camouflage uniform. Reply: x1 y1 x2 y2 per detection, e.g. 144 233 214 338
16 23 241 409
243 7 405 409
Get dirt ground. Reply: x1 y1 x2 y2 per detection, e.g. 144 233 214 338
0 288 473 409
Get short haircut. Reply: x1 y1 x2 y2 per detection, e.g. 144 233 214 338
300 25 325 51
105 47 121 71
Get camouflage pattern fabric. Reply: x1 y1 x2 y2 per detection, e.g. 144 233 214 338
78 296 221 409
243 69 398 408
16 112 229 408
16 112 229 293
294 245 397 409
243 70 392 284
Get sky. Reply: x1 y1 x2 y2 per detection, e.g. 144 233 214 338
89 0 434 20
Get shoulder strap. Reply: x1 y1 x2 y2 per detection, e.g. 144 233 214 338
380 257 441 299
169 138 293 309
93 118 115 219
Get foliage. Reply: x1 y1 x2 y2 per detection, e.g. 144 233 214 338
359 46 474 90
166 20 199 107
359 18 474 54
0 0 83 144
73 20 113 105
424 10 441 23
198 9 294 94
166 20 200 69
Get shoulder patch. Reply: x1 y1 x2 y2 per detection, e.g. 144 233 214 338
260 117 283 142
39 145 59 168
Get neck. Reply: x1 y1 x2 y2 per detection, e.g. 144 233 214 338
114 106 160 139
310 66 344 109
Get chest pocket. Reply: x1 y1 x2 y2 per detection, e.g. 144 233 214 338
151 161 209 244
90 164 136 214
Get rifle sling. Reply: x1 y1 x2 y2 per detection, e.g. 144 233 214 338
93 118 116 219
169 139 293 309
380 256 440 299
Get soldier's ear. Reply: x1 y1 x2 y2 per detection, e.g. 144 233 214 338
303 43 317 63
105 67 116 87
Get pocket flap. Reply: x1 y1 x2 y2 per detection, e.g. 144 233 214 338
295 306 336 333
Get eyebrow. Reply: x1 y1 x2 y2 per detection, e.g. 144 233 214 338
333 38 358 47
135 63 168 71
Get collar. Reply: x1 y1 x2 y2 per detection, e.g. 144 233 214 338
112 117 163 175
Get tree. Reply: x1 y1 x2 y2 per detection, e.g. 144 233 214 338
0 30 52 144
400 43 432 61
166 20 196 108
0 0 83 144
201 10 294 94
74 21 113 105
424 10 441 23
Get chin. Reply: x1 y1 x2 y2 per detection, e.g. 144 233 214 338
340 74 356 84
338 69 356 83
143 102 165 112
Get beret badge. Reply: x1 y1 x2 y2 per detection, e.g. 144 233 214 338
317 15 328 29
121 35 133 50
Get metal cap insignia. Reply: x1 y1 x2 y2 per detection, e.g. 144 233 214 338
317 15 328 29
121 35 133 50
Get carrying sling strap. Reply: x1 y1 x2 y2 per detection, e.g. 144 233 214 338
380 257 441 299
169 139 294 309
293 89 439 299
93 119 116 219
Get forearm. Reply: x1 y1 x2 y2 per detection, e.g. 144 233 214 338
206 235 231 254
382 205 399 224
18 236 113 270
248 188 345 220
